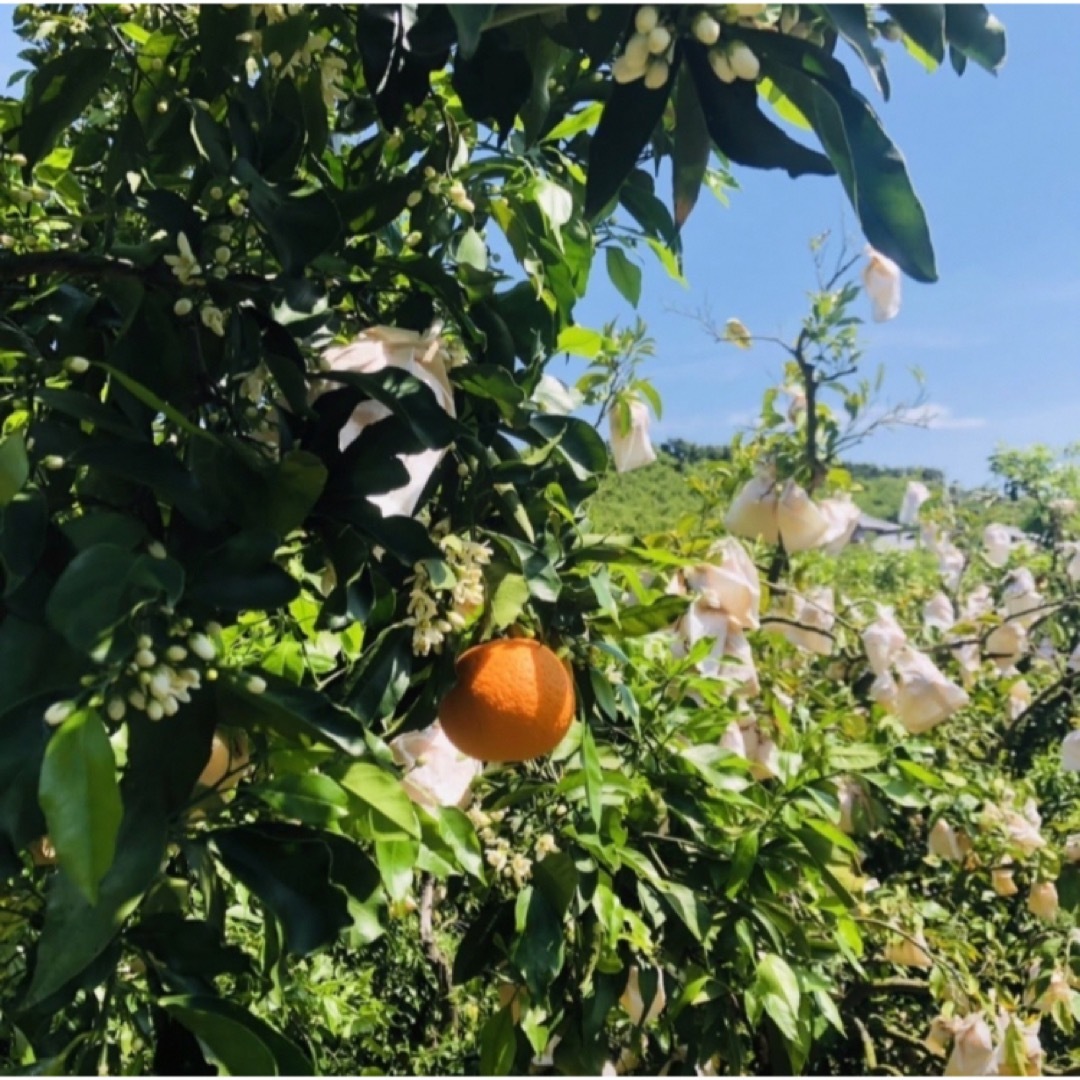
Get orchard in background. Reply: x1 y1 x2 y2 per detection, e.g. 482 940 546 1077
4 4 1077 1077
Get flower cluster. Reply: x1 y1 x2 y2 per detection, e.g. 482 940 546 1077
43 611 258 729
404 530 493 657
470 806 535 888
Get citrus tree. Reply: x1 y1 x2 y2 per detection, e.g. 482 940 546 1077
7 4 1072 1077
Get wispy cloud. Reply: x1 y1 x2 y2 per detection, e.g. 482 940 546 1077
890 404 987 431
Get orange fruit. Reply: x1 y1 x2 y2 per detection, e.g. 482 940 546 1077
439 639 576 762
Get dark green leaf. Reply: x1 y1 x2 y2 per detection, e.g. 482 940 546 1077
511 886 565 998
46 545 185 653
448 4 495 59
161 995 312 1076
672 68 711 228
726 831 759 898
944 5 1006 72
755 33 937 281
822 5 890 98
20 48 112 166
684 42 834 179
210 825 353 956
214 675 368 756
38 709 121 906
883 5 945 64
585 50 681 219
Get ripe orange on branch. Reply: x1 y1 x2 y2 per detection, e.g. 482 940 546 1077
439 638 576 762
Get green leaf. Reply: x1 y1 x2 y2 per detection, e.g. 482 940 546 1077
479 1006 517 1076
544 101 603 142
374 837 418 902
339 762 420 839
19 48 112 166
448 4 495 59
556 325 606 359
605 247 642 308
753 32 938 282
511 885 566 998
590 594 688 637
726 831 759 898
420 805 485 881
580 724 603 829
585 50 680 219
822 5 890 99
38 709 122 906
827 743 885 771
884 5 945 65
454 227 488 271
672 68 711 229
161 995 312 1076
250 774 351 829
684 42 834 179
754 954 801 1042
23 703 217 1008
490 573 530 631
658 880 709 941
0 434 29 507
944 5 1006 72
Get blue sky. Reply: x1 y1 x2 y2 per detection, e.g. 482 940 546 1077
3 6 1078 486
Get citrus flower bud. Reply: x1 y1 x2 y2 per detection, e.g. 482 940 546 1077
623 31 651 68
106 697 126 722
44 701 74 727
612 54 646 83
42 455 65 470
406 190 422 208
634 5 658 34
148 540 167 559
586 5 602 21
728 42 760 81
173 298 194 317
246 675 267 695
189 634 216 662
709 47 737 83
136 648 156 668
693 13 721 44
644 59 669 90
647 26 671 54
65 356 90 374
146 700 164 722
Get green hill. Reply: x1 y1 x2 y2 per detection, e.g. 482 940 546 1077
587 443 946 535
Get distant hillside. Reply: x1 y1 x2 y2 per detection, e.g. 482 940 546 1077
587 442 947 535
